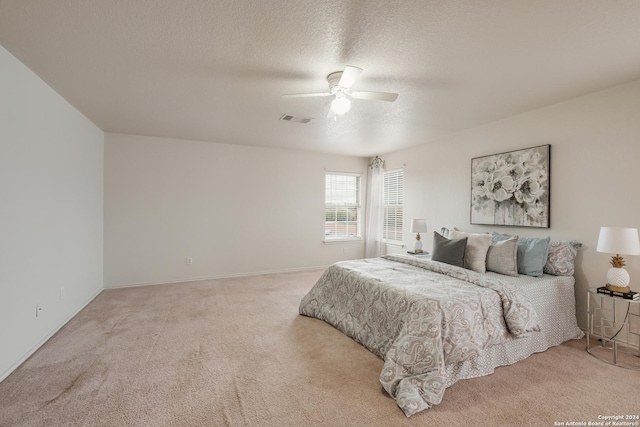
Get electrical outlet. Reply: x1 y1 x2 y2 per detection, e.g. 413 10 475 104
36 303 42 318
343 247 348 254
186 257 193 265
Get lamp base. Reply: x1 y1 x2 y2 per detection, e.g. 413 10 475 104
414 235 423 253
606 283 631 293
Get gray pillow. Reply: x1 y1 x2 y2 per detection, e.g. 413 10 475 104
492 232 550 277
431 232 467 268
486 236 519 276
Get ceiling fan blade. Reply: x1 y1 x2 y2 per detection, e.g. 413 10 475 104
281 92 331 98
350 91 398 102
338 66 363 88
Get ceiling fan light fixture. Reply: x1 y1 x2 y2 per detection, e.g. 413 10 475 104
281 66 398 119
331 95 351 115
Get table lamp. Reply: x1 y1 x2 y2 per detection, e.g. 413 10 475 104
596 226 640 293
410 219 427 253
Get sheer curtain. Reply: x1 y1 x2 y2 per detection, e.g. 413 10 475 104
365 157 384 258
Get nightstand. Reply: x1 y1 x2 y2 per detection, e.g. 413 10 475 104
586 287 640 370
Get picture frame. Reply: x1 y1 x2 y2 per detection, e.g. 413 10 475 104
470 144 550 228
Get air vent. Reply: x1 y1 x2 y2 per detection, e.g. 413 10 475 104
279 114 312 124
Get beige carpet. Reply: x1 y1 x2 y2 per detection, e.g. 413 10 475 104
1 269 639 427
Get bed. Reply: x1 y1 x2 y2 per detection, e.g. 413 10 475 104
299 251 583 417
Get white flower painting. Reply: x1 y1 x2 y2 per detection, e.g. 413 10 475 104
471 145 550 228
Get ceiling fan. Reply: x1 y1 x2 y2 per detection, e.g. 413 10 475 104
281 66 398 119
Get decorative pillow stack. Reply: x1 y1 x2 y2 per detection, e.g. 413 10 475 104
435 227 581 277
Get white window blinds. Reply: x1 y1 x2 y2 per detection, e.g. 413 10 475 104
383 169 404 244
325 173 361 240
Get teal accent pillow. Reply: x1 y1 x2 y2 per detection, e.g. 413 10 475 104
492 232 550 277
431 232 467 268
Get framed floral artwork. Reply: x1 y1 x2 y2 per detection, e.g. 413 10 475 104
471 144 550 228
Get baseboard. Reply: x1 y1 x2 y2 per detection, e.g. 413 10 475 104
0 287 104 383
105 265 330 289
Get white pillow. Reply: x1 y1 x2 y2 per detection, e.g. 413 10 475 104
440 227 457 239
448 230 492 273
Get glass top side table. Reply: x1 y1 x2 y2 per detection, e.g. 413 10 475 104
586 287 640 370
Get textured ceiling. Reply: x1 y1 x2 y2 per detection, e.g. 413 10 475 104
1 0 640 157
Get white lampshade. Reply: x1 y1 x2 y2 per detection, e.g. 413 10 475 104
410 219 427 233
597 227 639 293
331 96 351 115
596 227 640 255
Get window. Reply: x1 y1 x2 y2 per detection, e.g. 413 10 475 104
383 169 404 244
325 172 361 240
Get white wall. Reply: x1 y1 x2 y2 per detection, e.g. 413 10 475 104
0 45 104 381
104 133 368 287
382 79 640 329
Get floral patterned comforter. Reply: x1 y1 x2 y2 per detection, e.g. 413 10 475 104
299 254 541 417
